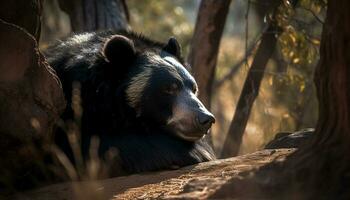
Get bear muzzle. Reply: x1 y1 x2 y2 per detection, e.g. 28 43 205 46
196 110 216 133
168 90 216 141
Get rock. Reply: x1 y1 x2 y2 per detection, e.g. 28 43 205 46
0 19 65 191
264 128 314 149
15 148 295 200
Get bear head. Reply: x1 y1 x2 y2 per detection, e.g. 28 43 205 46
101 35 215 141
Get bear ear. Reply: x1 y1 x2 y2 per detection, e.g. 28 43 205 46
103 35 136 65
163 37 181 58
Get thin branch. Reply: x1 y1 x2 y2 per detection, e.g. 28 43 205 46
301 7 324 24
214 27 266 89
220 0 300 158
245 0 251 68
214 41 256 88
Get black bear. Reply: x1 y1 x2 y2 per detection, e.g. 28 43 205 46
45 30 216 175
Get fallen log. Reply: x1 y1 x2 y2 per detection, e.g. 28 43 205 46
14 149 294 200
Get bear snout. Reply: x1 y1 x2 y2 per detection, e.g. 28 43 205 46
196 111 216 132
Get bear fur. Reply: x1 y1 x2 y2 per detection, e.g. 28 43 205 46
45 30 216 176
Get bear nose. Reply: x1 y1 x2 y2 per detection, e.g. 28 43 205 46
197 112 216 129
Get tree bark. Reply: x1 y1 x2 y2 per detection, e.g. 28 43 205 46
0 1 66 192
0 18 66 192
57 0 129 32
221 0 298 158
188 0 232 109
0 0 42 40
283 0 350 197
217 1 350 198
195 0 350 198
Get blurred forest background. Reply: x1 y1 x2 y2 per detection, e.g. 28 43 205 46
39 0 325 156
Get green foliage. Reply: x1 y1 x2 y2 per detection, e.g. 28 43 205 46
279 26 318 67
269 0 326 131
300 0 327 12
275 0 324 68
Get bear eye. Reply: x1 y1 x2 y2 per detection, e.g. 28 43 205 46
189 82 198 94
192 85 198 94
163 83 179 95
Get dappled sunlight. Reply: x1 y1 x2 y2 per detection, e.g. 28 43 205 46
212 34 318 155
36 0 321 159
1 0 330 198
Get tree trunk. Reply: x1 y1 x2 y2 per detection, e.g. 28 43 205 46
208 1 350 198
57 0 129 32
220 0 298 158
230 0 350 197
0 0 42 40
0 21 66 192
283 0 350 197
0 1 66 192
188 0 231 109
213 0 281 90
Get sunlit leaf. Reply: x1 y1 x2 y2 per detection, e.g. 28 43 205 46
289 33 296 43
310 38 320 45
293 58 300 64
289 51 294 58
299 83 305 92
269 76 273 86
283 113 290 118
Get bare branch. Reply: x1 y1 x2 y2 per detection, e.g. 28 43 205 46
301 7 325 24
213 41 256 88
